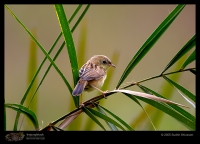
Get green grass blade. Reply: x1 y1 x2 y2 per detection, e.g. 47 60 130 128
54 4 79 87
71 5 90 37
161 34 196 74
138 84 195 129
163 76 195 105
69 5 83 24
5 103 39 130
124 93 156 130
68 6 91 130
86 107 126 131
34 5 90 109
181 50 196 69
116 4 185 88
190 69 196 75
139 84 195 121
16 33 63 131
65 5 91 130
130 103 154 130
136 97 195 130
98 105 134 131
69 5 90 108
5 5 72 130
54 5 90 108
148 53 186 129
30 37 64 105
82 107 106 131
95 105 119 131
114 89 188 108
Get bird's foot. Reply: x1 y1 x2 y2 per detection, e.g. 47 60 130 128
102 90 108 99
79 102 85 108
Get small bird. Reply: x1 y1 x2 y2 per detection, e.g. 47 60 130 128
72 55 116 101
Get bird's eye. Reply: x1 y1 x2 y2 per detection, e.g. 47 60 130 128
102 60 107 64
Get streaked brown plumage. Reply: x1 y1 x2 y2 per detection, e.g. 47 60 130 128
72 55 116 96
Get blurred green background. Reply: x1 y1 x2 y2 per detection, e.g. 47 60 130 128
5 4 195 130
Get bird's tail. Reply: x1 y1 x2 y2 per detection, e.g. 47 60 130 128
72 79 87 96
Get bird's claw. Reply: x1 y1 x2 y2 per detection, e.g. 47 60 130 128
102 90 108 99
79 103 85 108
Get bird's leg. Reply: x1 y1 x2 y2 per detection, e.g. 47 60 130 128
78 94 84 108
90 84 108 99
80 93 84 107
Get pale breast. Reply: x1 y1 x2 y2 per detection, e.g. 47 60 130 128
84 74 107 92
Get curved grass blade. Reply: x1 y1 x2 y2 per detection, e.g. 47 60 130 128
86 107 126 131
123 93 156 130
69 5 83 24
163 75 195 107
7 4 85 130
190 69 196 75
113 89 189 108
5 5 72 130
129 103 154 130
132 96 195 130
148 54 186 128
113 88 195 130
116 4 185 88
181 49 196 69
55 5 90 108
68 6 91 129
82 106 106 131
54 4 79 87
32 5 90 109
138 84 195 127
19 5 83 131
163 75 196 102
72 4 90 41
95 105 118 131
5 103 39 130
161 34 196 74
98 105 134 131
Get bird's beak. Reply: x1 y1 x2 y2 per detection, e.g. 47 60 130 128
110 63 116 68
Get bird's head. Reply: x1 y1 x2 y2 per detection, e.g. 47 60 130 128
89 55 116 70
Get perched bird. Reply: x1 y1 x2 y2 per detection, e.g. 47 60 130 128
72 55 116 100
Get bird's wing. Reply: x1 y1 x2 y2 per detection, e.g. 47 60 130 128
79 63 87 77
79 62 105 81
